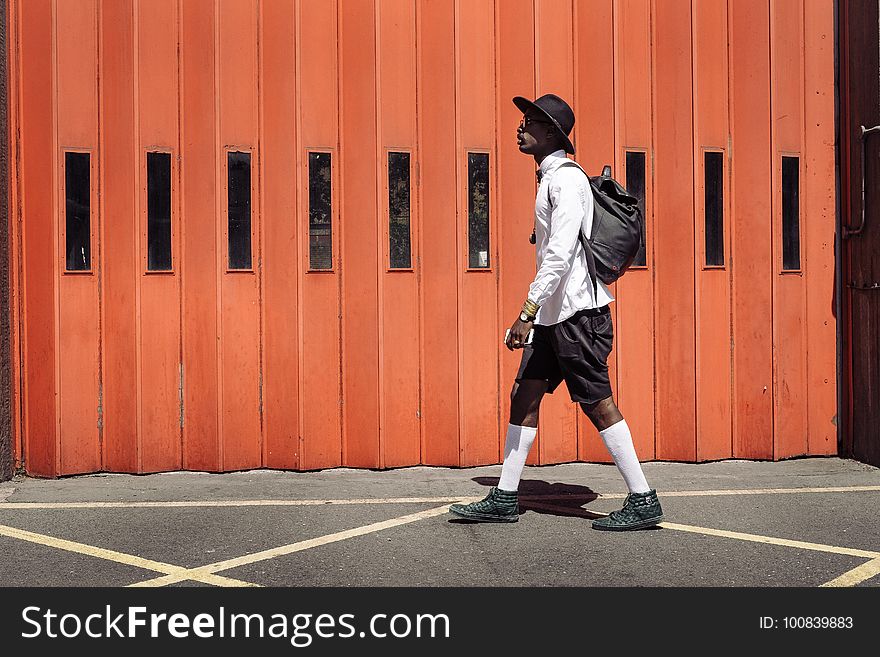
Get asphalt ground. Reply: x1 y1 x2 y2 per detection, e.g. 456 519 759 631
0 456 877 650
1 456 879 588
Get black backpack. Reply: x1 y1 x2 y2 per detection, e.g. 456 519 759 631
553 161 643 294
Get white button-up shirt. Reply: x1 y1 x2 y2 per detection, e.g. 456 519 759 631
527 150 614 326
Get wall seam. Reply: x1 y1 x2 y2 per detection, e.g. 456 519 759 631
0 0 11 481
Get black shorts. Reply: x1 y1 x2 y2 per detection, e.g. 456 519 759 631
515 305 613 405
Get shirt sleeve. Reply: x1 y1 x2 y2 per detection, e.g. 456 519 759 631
527 167 593 306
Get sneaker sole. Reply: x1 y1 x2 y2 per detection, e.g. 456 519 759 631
449 508 519 523
591 515 664 531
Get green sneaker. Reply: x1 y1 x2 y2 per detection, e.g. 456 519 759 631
449 487 519 523
591 489 664 531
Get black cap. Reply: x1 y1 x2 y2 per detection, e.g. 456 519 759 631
512 93 575 154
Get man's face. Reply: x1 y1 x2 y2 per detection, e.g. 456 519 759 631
516 111 556 155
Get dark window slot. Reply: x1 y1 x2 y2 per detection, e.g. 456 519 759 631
704 151 724 266
467 152 490 269
388 152 412 269
227 151 252 270
625 151 647 266
782 156 800 270
308 152 333 270
65 152 91 271
147 152 172 271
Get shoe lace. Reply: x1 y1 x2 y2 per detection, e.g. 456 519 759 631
606 494 638 522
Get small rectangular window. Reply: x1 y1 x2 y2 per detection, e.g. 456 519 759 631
65 152 91 271
147 152 172 271
467 152 490 269
308 152 333 270
625 151 647 267
388 152 412 269
704 151 724 267
227 151 252 270
782 156 800 270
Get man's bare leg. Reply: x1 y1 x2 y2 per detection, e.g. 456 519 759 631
449 379 547 522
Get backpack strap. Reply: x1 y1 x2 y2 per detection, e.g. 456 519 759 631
545 160 599 297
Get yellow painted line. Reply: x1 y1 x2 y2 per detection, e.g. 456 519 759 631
521 501 606 517
0 523 259 587
821 558 880 587
0 497 472 509
130 503 455 587
2 485 878 510
525 502 880 560
658 522 880 558
526 485 880 501
531 500 880 587
649 485 880 498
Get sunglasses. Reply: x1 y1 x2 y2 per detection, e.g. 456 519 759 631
519 116 553 131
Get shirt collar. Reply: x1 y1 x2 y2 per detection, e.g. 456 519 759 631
538 150 568 179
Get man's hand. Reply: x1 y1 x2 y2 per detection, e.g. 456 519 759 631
505 318 534 350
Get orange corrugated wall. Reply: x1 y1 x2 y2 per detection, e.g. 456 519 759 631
8 0 837 477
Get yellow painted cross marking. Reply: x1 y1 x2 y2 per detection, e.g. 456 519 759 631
0 523 259 587
2 485 879 588
820 558 880 587
523 500 880 588
129 504 454 587
659 521 880 559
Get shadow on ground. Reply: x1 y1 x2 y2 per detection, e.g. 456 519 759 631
443 476 611 522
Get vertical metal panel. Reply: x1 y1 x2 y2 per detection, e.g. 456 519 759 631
181 0 220 471
260 0 300 469
137 0 181 472
298 0 341 469
496 0 536 461
803 0 837 456
837 0 852 462
418 0 460 466
607 0 654 464
100 0 138 472
730 0 773 459
0 0 11 481
19 0 57 476
573 0 615 463
771 0 807 459
56 0 101 474
693 0 732 461
457 0 498 466
379 0 420 467
339 0 379 468
652 0 696 461
534 0 576 465
7 0 23 477
10 0 841 474
218 0 261 470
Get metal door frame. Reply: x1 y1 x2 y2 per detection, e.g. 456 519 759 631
0 0 13 483
835 0 880 466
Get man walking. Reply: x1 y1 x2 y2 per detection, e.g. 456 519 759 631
450 93 664 531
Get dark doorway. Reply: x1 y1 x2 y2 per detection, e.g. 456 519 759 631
838 0 880 467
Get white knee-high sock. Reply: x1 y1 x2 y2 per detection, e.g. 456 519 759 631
599 419 651 493
497 424 538 492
